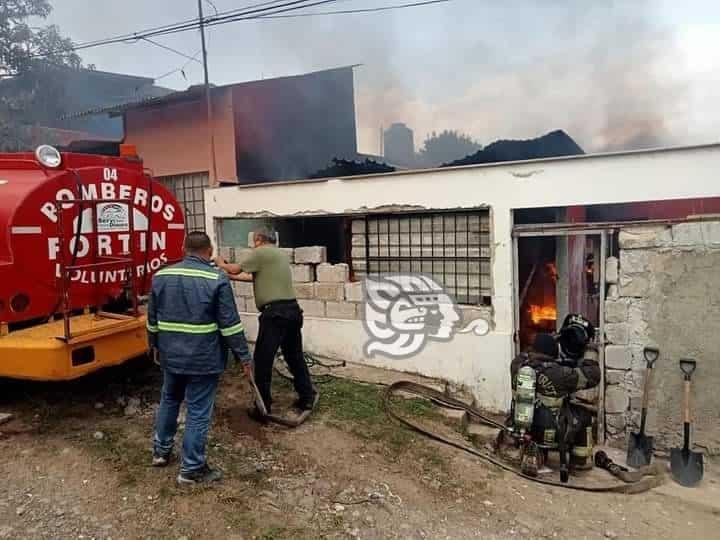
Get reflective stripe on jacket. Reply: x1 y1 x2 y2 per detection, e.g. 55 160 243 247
147 255 251 375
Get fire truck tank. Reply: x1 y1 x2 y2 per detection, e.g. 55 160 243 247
0 147 186 380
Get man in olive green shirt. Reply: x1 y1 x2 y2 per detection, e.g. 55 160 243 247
215 227 315 419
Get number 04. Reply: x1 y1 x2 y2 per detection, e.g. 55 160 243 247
103 168 118 181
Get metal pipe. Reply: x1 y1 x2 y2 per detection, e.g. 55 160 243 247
198 0 218 187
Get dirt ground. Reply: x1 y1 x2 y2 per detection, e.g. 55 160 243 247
0 358 718 540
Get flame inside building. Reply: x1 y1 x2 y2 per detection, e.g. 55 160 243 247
519 239 559 349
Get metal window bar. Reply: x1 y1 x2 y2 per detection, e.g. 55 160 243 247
364 211 489 305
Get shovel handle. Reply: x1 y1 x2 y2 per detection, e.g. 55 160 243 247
641 367 654 411
683 379 691 425
643 346 659 368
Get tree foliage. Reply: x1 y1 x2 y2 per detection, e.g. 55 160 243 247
417 130 482 167
0 0 80 151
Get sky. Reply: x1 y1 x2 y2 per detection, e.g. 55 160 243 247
44 0 720 155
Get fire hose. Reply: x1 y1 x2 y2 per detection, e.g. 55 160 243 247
382 380 666 494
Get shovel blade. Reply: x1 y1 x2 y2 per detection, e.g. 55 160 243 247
627 432 654 468
670 448 704 487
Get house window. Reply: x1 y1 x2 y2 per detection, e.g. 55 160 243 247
158 172 207 232
351 211 491 305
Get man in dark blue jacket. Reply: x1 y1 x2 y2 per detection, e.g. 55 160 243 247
147 231 251 485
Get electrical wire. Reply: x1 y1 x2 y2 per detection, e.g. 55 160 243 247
139 37 202 64
54 1 332 53
256 0 451 19
153 50 201 82
31 0 450 59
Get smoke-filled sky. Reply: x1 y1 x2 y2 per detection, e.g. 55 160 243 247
46 0 720 154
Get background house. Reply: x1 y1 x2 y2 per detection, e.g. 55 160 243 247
0 65 171 140
66 66 359 231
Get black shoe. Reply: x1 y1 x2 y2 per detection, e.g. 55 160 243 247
247 406 269 424
293 393 317 411
176 464 223 485
151 452 173 467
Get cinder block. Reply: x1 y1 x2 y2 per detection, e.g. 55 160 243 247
325 301 358 319
605 412 627 436
604 323 629 346
605 386 629 414
219 246 233 263
313 282 345 302
672 222 703 247
605 299 628 323
248 231 255 248
619 274 649 298
605 345 632 369
606 256 618 284
316 263 349 283
295 246 327 264
279 247 294 263
294 282 314 300
232 281 255 297
290 264 315 283
605 369 625 385
298 299 325 317
619 250 650 275
618 226 671 249
701 221 720 248
345 281 364 303
234 296 246 313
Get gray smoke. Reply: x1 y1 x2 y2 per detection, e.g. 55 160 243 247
55 0 711 154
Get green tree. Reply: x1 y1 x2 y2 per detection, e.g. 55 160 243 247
417 130 482 167
0 0 80 150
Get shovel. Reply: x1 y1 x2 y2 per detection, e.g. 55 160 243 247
627 346 659 468
670 359 704 487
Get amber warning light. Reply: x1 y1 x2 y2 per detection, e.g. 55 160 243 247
119 144 138 159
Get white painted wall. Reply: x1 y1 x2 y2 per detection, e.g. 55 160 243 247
240 313 512 412
207 144 720 411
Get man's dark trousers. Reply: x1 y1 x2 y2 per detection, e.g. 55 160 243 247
253 300 314 412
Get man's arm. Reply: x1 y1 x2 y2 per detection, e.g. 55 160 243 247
216 249 260 281
228 272 254 282
216 277 252 365
146 286 159 350
215 258 242 275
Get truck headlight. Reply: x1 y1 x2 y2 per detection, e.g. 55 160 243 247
35 145 62 168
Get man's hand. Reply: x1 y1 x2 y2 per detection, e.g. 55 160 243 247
243 362 253 380
214 256 227 268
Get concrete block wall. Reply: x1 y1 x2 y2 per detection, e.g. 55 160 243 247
603 221 720 453
224 244 364 320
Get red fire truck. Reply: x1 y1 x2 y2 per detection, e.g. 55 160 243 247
0 144 186 380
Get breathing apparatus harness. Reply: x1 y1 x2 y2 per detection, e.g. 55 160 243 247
508 314 597 482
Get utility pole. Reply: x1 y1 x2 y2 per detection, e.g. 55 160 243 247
198 0 218 187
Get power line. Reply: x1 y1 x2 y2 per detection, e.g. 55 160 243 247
63 1 328 53
140 37 202 64
154 50 202 81
32 0 450 59
69 1 292 50
256 0 450 20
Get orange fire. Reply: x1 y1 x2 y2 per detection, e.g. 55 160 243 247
529 304 557 325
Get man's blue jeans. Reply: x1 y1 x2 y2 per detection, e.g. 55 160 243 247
153 370 220 474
